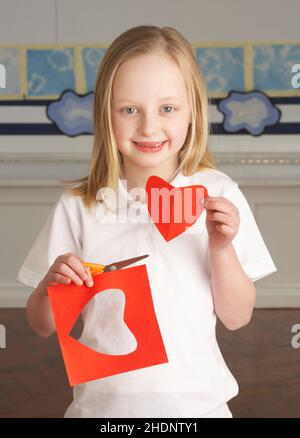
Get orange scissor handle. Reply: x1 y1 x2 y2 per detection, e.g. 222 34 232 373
83 262 105 276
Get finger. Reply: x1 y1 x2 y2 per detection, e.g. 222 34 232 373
205 198 237 214
63 254 92 285
205 203 237 216
48 272 71 285
207 211 236 228
54 263 85 286
205 196 229 203
205 201 233 214
204 196 227 206
84 266 94 287
216 224 235 235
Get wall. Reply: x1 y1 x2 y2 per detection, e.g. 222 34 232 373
1 0 300 44
0 0 299 307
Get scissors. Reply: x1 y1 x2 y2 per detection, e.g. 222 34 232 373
83 254 149 276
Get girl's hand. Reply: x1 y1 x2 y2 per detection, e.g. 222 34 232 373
41 252 94 295
204 196 240 254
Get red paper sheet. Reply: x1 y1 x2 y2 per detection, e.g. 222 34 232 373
47 265 168 386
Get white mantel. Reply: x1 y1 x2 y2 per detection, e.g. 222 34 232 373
0 134 299 184
0 134 299 308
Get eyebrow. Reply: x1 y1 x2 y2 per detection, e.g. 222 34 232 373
115 96 182 104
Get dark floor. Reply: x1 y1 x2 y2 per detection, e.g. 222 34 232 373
0 308 299 418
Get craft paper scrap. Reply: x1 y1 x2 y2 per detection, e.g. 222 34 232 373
47 265 168 386
146 175 208 241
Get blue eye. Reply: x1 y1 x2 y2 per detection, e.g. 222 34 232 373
162 106 175 113
122 107 136 114
121 105 176 114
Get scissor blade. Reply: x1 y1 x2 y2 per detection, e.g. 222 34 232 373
104 254 149 272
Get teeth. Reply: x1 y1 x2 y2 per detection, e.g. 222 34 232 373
135 141 165 148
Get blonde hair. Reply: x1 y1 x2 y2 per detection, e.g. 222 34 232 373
60 25 218 213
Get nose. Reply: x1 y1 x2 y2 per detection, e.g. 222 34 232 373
138 110 161 137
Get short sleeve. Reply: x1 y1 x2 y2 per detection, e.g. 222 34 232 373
225 182 277 282
16 192 83 289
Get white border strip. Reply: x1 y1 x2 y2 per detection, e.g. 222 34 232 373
0 104 299 124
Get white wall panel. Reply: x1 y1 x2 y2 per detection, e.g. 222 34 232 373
57 0 300 42
0 0 56 43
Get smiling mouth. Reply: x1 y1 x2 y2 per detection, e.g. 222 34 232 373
133 140 168 150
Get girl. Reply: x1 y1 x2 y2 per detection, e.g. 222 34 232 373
16 25 277 418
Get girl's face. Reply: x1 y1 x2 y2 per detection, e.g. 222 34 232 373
111 52 191 175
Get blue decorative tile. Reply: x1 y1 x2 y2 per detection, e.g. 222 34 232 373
196 47 245 92
82 48 106 92
254 44 300 90
27 48 75 96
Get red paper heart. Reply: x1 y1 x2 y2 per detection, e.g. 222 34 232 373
146 175 208 241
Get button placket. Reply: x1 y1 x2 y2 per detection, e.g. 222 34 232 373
146 219 153 244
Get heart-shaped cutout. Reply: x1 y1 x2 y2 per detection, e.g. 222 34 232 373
146 175 208 241
70 289 137 355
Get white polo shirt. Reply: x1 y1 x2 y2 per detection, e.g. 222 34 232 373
16 168 277 418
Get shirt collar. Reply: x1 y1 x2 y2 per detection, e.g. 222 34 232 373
96 170 186 215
